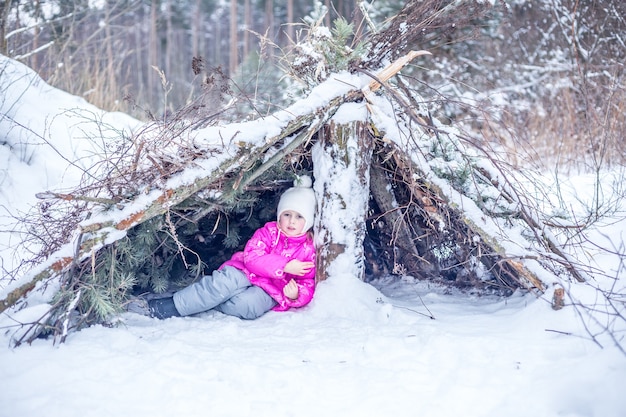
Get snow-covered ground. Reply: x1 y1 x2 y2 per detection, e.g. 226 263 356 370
1 55 625 417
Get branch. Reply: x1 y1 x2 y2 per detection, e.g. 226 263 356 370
35 191 119 206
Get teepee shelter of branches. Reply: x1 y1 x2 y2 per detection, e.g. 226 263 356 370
1 1 586 345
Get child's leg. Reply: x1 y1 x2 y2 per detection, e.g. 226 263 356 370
173 266 251 316
214 286 277 320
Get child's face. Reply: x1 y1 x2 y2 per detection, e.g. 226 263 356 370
278 210 307 237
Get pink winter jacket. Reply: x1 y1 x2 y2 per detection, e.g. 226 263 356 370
221 221 316 311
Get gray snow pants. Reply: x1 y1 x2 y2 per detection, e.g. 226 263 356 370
172 266 277 319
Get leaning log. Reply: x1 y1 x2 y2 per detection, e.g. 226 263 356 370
369 161 424 271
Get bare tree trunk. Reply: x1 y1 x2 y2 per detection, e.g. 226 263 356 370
313 115 374 282
214 10 221 67
264 0 274 61
104 1 117 102
191 0 201 58
0 0 11 54
134 10 144 102
164 0 172 79
243 0 251 59
264 0 273 36
148 0 159 106
229 0 238 76
31 0 41 71
286 0 294 44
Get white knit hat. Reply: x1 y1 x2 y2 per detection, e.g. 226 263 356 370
276 175 316 232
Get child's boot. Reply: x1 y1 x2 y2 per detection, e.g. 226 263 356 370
148 297 181 319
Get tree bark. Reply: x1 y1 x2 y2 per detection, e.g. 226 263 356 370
148 0 159 105
313 115 373 282
243 0 251 59
229 0 238 75
286 0 294 44
31 0 41 71
104 1 117 104
369 161 422 264
191 0 202 58
0 0 10 54
164 0 172 80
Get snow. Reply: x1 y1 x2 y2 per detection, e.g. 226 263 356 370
1 54 625 417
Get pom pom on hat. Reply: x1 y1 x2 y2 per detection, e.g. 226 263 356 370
277 175 316 232
294 174 312 188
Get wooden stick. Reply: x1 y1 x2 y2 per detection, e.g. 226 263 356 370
366 50 432 92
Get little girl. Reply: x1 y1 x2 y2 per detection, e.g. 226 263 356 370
145 175 317 320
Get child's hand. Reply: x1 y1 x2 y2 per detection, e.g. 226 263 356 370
283 279 299 300
284 260 314 276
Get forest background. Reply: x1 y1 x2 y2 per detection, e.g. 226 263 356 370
2 0 624 175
